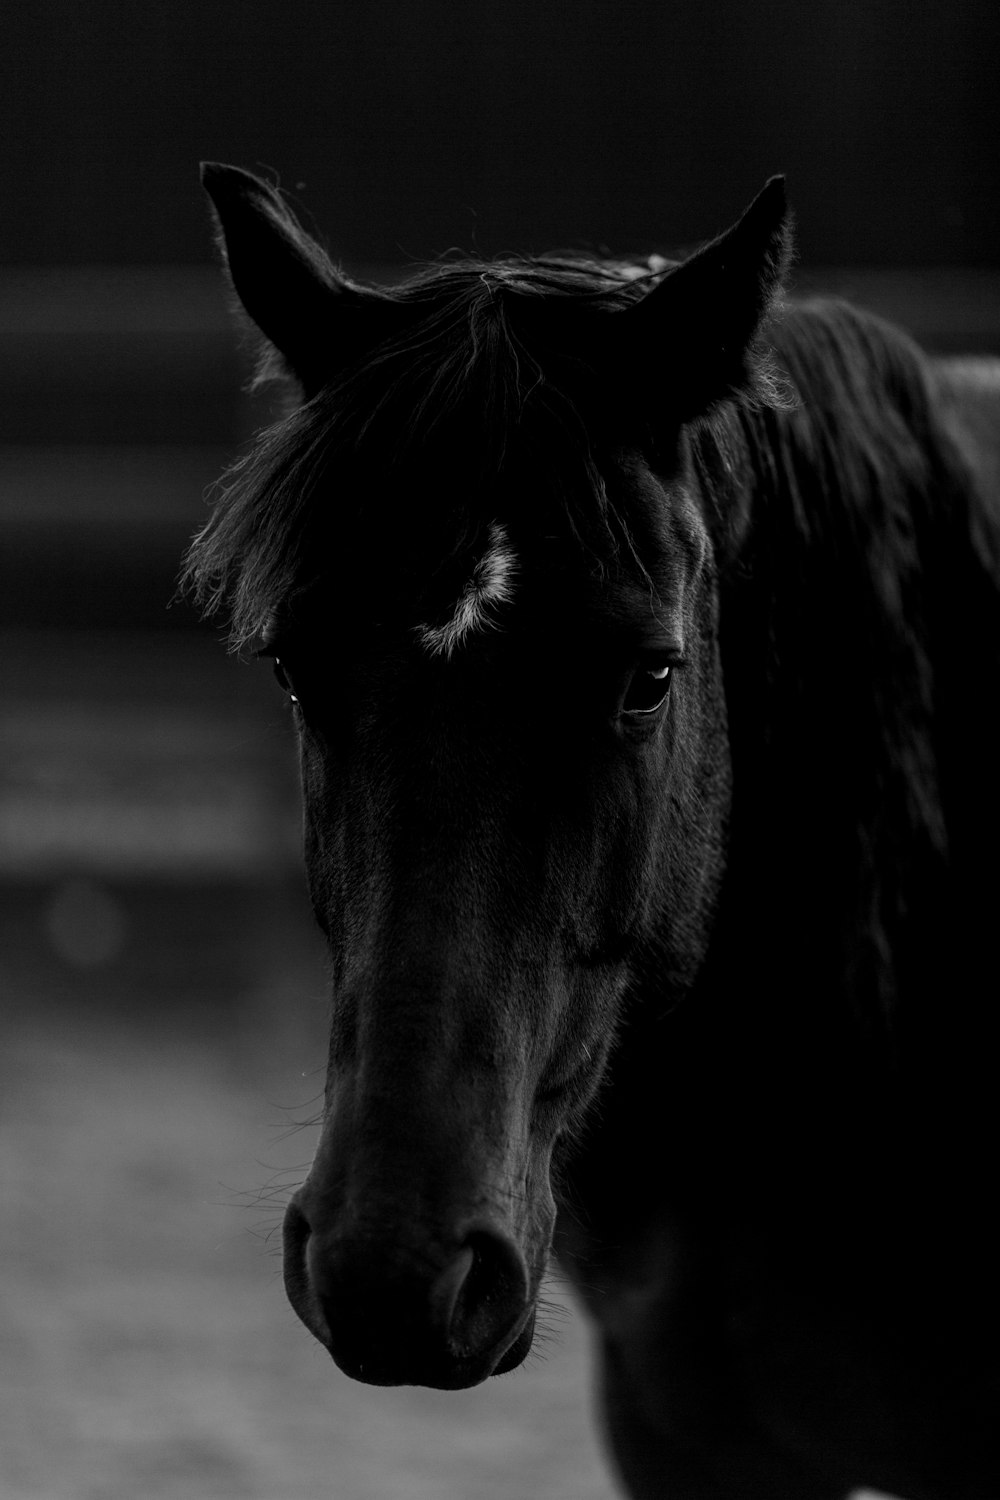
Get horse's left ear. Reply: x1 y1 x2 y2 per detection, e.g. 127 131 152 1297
200 162 391 394
607 176 792 421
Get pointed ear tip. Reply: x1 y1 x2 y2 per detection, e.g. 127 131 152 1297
743 176 790 246
199 162 240 204
199 162 268 202
759 174 788 209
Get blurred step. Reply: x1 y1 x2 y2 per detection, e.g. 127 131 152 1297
1 701 298 877
0 628 300 880
794 266 1000 355
0 266 253 445
0 446 231 628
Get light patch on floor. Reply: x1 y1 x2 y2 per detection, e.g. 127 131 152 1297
0 1010 616 1500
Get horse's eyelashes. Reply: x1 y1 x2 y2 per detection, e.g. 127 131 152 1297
273 657 299 704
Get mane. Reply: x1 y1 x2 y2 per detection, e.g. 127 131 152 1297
692 298 1000 1051
183 254 669 647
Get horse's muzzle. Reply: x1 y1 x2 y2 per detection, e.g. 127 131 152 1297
282 1199 535 1388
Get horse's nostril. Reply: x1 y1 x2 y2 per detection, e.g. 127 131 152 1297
443 1226 529 1357
429 1244 475 1340
282 1197 330 1341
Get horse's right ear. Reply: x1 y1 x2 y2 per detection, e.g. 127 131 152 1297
602 176 793 423
200 163 388 395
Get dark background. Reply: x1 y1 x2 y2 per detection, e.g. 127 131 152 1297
3 0 998 631
1 7 995 1495
4 0 1000 268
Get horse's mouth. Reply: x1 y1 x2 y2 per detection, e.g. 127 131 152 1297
323 1305 538 1390
282 1199 538 1389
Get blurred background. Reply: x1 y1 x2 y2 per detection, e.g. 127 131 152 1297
1 3 997 1496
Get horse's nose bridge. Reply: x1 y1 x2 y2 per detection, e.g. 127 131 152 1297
328 726 548 1008
380 733 536 924
337 830 536 1052
290 858 557 1387
339 922 514 1046
324 952 533 1167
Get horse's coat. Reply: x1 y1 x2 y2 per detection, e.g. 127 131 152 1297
189 164 1000 1500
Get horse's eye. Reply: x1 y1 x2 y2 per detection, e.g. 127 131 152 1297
273 657 299 704
621 664 672 717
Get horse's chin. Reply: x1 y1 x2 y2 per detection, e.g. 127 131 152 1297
325 1307 538 1390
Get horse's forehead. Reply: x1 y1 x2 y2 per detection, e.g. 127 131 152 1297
298 450 706 656
417 522 518 660
615 461 710 576
409 467 706 660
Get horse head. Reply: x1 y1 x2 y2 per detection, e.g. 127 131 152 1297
194 164 790 1389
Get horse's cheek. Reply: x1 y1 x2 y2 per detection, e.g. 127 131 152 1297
296 733 372 960
636 680 731 983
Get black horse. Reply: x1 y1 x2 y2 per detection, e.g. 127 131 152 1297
187 164 1000 1500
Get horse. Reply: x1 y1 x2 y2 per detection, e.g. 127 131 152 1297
186 163 1000 1500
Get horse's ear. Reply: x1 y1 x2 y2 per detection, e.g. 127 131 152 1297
200 162 388 395
607 175 793 422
